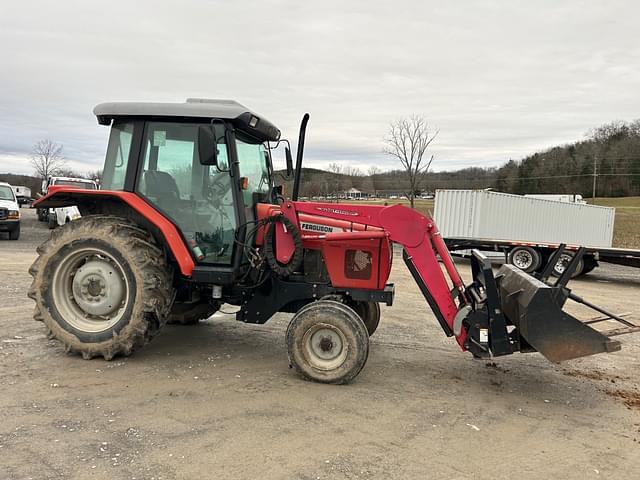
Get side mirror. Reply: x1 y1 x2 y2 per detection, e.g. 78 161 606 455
285 146 294 177
198 125 218 166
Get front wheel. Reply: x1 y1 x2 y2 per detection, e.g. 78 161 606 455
286 300 369 384
9 225 20 240
28 215 175 360
48 213 57 229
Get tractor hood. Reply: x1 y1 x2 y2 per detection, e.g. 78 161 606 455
93 98 281 142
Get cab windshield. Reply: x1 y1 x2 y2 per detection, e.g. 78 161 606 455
0 185 15 201
236 134 272 205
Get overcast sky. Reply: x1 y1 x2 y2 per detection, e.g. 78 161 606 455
1 0 639 176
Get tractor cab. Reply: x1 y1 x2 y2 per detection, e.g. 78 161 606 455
95 99 286 267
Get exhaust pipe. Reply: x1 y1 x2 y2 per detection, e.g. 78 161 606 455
291 113 309 201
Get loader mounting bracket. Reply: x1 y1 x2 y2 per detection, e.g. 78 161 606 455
237 275 394 324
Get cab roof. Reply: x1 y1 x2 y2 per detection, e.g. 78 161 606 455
93 98 281 142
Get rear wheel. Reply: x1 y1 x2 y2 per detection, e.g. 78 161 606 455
508 246 541 273
286 300 369 384
28 215 175 360
168 302 219 325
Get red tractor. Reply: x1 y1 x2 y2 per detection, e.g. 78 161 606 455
30 99 638 383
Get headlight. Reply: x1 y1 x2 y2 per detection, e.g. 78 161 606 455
8 210 20 220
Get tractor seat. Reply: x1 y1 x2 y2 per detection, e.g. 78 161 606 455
143 170 180 204
143 170 186 215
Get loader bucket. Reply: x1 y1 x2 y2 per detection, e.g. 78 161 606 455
496 264 621 362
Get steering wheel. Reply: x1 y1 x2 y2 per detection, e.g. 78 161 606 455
205 172 231 202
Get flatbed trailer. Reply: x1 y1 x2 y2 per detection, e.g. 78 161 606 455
444 236 640 276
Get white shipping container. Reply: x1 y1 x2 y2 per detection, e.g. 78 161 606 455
434 190 615 248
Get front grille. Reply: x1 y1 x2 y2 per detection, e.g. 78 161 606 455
344 249 373 280
0 208 7 220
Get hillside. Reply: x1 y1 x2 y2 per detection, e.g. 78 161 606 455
0 173 41 196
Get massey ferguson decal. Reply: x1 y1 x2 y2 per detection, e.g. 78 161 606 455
316 207 359 216
300 222 342 233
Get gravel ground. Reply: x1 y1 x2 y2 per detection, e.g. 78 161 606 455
0 209 639 479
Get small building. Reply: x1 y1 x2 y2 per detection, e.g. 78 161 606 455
344 188 364 200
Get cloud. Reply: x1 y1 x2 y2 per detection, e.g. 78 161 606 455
1 1 639 176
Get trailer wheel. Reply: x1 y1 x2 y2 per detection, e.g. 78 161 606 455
580 257 598 276
286 300 369 384
508 246 541 273
28 215 175 360
552 253 584 278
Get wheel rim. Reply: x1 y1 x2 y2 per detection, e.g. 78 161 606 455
302 323 348 371
51 247 130 333
512 250 533 270
554 253 574 275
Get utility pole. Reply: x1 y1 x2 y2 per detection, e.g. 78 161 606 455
592 155 597 199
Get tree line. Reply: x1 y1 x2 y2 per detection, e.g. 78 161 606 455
294 119 640 199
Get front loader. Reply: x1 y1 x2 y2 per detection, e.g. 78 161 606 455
30 99 639 383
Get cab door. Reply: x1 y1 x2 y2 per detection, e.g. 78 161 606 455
136 121 238 265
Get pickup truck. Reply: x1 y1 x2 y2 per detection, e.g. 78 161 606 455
36 176 99 228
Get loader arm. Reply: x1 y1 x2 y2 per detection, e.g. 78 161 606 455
278 201 472 348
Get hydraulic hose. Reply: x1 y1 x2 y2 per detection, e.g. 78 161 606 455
263 215 304 277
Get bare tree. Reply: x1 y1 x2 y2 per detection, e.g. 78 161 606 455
367 166 382 195
31 139 66 180
383 115 438 208
343 166 363 177
327 162 343 174
367 166 382 176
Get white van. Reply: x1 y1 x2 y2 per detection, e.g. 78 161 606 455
0 182 21 240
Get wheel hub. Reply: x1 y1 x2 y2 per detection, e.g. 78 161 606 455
513 250 533 269
71 258 125 317
319 336 334 353
301 323 348 371
555 253 572 275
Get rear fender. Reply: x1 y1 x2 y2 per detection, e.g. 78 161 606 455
34 189 194 276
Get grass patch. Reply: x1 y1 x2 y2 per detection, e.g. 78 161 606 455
589 197 640 248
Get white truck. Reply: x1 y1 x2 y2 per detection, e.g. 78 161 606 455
0 181 21 240
524 193 586 204
434 189 640 276
11 185 32 205
37 177 99 228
